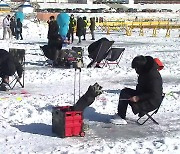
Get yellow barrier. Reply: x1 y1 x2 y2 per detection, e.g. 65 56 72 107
92 20 180 37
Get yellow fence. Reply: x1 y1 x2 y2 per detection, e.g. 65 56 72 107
88 20 180 37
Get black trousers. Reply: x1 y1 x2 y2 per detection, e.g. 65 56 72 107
118 88 140 119
67 30 74 43
118 88 155 119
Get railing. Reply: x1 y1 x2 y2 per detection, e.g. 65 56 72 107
87 20 180 37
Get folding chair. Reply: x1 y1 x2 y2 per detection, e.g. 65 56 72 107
8 48 25 89
88 40 114 68
102 47 125 68
137 93 165 125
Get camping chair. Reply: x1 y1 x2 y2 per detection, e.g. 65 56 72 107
8 48 25 89
137 93 165 125
88 40 114 68
101 47 125 68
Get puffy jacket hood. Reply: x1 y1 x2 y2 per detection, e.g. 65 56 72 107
136 56 158 75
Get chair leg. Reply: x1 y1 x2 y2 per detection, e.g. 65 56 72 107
146 113 159 125
9 74 24 89
137 111 159 125
116 63 120 68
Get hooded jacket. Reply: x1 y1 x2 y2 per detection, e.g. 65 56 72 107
47 20 59 40
136 56 163 109
76 17 84 37
3 16 10 28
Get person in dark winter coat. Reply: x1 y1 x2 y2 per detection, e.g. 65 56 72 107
110 55 163 125
76 17 84 44
16 18 23 40
42 16 70 67
46 16 63 66
47 16 59 41
0 49 23 91
89 17 95 40
67 14 76 43
82 16 87 40
10 16 16 37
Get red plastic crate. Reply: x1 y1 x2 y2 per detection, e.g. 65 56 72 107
52 106 85 138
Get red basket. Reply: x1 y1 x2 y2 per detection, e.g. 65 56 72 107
52 106 85 138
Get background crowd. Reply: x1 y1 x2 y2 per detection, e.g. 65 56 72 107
2 14 23 40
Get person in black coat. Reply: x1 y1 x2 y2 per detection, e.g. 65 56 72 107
16 18 23 40
89 17 95 40
110 55 163 125
46 16 63 66
47 16 59 41
0 49 23 91
10 16 16 37
82 16 87 40
76 17 84 44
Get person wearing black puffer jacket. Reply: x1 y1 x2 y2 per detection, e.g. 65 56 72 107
110 55 163 125
76 17 84 44
47 16 59 41
0 49 23 91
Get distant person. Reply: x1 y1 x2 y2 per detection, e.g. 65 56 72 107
76 17 84 44
16 18 23 40
0 49 23 91
43 16 70 66
10 16 16 38
47 15 70 48
110 55 163 125
47 16 59 42
135 16 138 21
67 14 76 43
2 15 12 40
89 17 95 40
82 16 87 40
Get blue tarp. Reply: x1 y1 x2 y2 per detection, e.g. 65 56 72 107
15 11 25 22
56 13 70 38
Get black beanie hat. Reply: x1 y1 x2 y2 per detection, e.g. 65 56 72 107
131 55 147 69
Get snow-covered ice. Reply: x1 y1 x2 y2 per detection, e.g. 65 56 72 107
0 13 180 154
